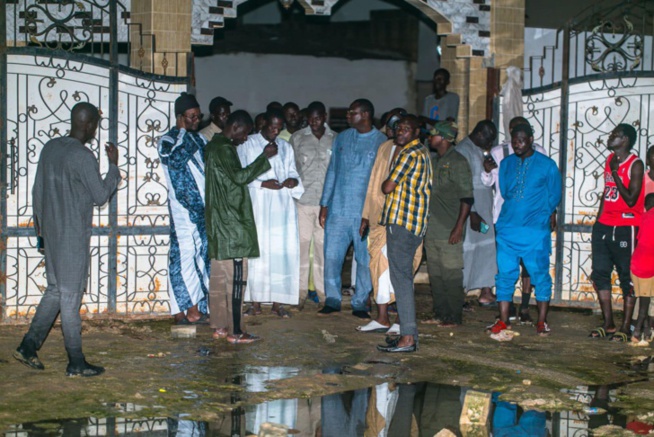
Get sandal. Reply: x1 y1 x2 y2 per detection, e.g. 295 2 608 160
536 322 551 337
188 313 210 325
478 300 498 308
243 306 262 317
356 320 390 333
518 310 534 326
272 306 291 318
212 328 228 339
386 323 400 335
227 333 261 344
588 327 615 339
175 317 192 326
609 332 630 343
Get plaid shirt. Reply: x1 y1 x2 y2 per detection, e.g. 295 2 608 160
380 139 432 236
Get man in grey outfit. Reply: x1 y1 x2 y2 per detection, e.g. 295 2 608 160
13 102 121 377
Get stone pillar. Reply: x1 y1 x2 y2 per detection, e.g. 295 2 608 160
130 0 192 76
435 0 525 135
440 38 468 134
440 34 484 136
491 0 525 75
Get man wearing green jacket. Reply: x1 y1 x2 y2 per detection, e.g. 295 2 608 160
205 110 278 344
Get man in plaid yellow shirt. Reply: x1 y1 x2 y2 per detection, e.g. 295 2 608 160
378 115 432 353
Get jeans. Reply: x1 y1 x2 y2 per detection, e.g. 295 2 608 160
323 215 372 312
387 224 422 340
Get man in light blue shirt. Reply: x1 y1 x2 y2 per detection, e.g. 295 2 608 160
318 99 387 318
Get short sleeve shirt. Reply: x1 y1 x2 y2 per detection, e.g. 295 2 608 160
427 146 473 240
422 92 460 121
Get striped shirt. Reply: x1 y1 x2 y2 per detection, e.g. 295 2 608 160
380 139 432 236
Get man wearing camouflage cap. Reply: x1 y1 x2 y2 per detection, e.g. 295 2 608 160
423 121 474 327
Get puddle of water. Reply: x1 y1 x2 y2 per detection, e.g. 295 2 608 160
5 382 653 436
241 366 300 393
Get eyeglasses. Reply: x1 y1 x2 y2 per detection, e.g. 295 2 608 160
184 113 203 122
347 109 362 116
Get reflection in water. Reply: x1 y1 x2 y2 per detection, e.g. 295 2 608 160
244 366 300 435
492 393 546 437
5 381 649 436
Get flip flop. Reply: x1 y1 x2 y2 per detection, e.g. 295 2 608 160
243 306 262 317
609 332 630 343
588 327 615 339
189 313 210 325
273 306 291 318
386 323 400 335
478 300 498 308
212 328 229 339
227 333 261 344
356 320 390 333
175 317 192 326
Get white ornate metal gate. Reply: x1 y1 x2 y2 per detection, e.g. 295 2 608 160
499 0 654 306
1 2 188 321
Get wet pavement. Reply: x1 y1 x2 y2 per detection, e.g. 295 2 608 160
4 380 653 436
1 285 654 435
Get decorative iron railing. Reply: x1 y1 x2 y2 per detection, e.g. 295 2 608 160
1 3 190 321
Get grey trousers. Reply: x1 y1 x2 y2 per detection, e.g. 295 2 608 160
386 224 423 340
22 284 85 363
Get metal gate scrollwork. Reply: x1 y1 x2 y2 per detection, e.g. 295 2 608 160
1 1 189 321
500 0 654 306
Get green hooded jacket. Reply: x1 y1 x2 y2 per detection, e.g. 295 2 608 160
205 133 271 260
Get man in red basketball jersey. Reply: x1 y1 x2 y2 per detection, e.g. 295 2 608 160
589 124 645 342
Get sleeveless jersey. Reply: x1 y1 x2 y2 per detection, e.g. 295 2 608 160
598 153 644 226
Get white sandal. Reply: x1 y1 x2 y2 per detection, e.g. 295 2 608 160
356 320 390 333
386 323 400 335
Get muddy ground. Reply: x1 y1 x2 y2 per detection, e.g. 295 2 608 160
0 285 653 429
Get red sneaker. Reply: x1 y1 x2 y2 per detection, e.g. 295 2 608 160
536 322 551 336
486 320 509 335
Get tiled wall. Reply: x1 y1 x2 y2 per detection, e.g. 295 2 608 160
124 0 526 126
491 0 526 78
130 0 192 76
436 0 525 135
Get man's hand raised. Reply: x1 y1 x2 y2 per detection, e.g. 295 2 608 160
483 156 497 173
263 142 278 158
105 142 118 166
